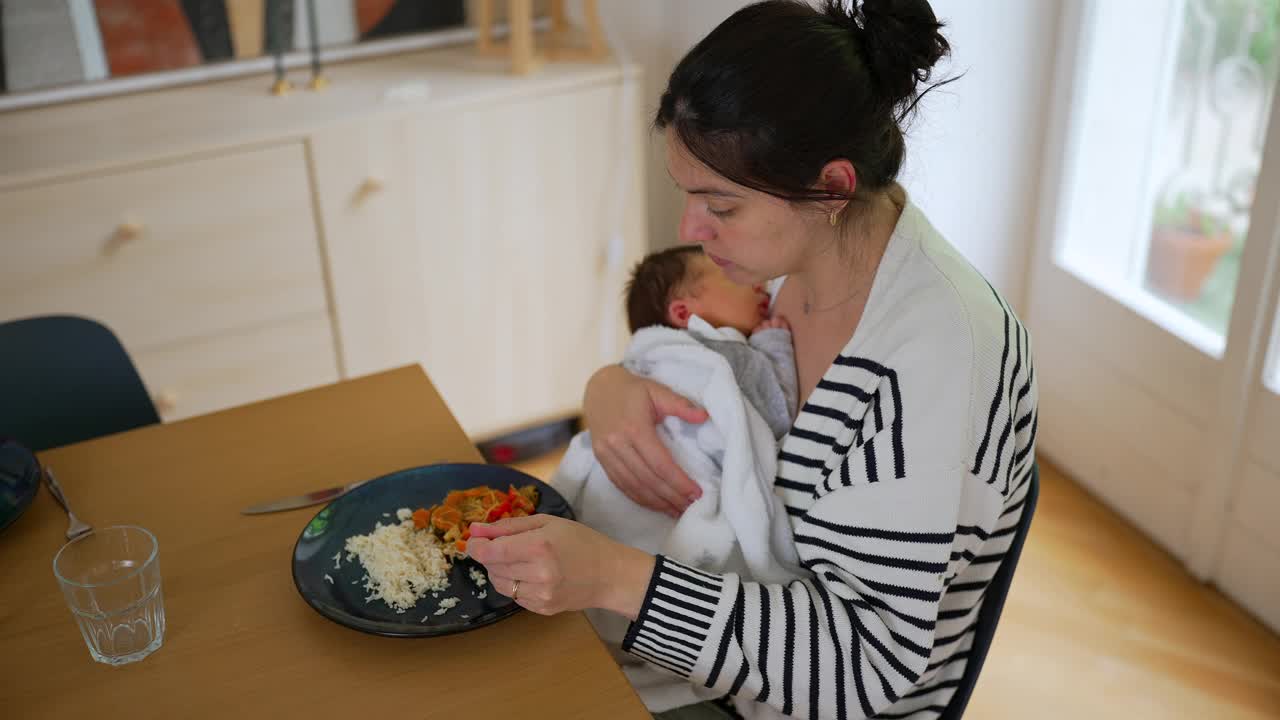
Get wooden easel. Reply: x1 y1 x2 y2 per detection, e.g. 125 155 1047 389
475 0 608 75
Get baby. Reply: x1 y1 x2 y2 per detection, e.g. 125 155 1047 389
624 245 798 438
553 245 803 712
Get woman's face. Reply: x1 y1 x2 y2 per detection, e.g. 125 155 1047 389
665 128 820 286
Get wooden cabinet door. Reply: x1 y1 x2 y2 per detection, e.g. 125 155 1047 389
316 77 647 437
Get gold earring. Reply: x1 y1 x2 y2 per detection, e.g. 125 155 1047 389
829 209 840 227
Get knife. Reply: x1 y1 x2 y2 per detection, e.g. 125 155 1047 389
240 480 368 515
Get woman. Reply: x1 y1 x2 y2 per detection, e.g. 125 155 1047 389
468 1 1039 718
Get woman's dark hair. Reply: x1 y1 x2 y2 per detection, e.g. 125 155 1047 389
625 246 706 333
656 0 953 207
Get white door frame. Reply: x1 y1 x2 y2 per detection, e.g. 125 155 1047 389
1187 71 1280 579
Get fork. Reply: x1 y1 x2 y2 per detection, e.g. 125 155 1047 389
43 467 93 541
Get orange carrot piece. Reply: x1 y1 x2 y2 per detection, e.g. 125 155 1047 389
412 508 431 529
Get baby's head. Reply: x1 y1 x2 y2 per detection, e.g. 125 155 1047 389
626 246 770 334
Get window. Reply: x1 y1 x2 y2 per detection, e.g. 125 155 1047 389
1056 0 1278 355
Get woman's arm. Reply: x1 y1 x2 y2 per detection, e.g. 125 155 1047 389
582 364 710 517
622 460 995 719
466 455 1009 720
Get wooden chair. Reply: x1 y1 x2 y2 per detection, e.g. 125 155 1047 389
938 464 1041 718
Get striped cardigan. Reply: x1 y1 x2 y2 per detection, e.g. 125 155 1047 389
621 202 1039 719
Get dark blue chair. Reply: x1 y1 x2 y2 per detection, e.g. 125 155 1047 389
0 316 160 452
938 464 1040 719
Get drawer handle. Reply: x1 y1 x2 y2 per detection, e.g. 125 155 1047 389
105 221 145 254
116 221 145 241
354 176 385 204
154 390 179 416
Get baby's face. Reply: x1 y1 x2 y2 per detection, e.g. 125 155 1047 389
674 256 770 334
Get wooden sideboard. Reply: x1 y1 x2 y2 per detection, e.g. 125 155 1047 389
0 45 646 438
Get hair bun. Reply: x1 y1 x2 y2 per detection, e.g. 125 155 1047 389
824 0 950 108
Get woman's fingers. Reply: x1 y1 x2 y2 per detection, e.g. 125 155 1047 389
581 367 706 518
590 440 632 493
486 571 516 597
467 514 549 539
608 435 683 516
650 384 709 425
642 382 705 506
596 430 670 512
467 532 547 566
634 430 701 506
467 528 562 586
469 514 654 618
486 568 555 614
487 560 558 585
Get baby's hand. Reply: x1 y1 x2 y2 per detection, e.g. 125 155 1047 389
753 315 790 334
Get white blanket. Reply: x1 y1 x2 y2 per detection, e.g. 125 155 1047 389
553 321 803 712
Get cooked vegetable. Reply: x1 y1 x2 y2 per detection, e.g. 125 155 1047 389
413 483 541 553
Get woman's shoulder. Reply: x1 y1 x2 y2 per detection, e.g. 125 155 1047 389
868 201 1025 362
853 202 1033 462
914 206 1018 333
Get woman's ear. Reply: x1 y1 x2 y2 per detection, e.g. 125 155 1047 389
818 158 857 214
667 299 693 329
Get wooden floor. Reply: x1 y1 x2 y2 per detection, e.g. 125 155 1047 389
512 452 1280 719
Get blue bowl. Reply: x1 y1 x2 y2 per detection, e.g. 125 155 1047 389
292 463 572 637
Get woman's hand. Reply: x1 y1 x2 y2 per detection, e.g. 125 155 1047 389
467 515 656 619
583 365 710 518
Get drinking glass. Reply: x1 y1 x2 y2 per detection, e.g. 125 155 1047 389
53 525 165 665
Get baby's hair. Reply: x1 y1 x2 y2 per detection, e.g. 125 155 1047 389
625 246 707 333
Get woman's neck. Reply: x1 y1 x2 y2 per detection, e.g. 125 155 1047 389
790 187 903 315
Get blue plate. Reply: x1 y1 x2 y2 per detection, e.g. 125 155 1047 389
291 463 572 637
0 439 41 535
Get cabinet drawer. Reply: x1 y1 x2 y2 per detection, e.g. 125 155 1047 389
133 313 340 422
0 143 329 351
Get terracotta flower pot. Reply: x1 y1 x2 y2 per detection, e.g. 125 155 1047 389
1145 226 1234 302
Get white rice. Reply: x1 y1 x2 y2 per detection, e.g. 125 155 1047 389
434 597 461 616
343 509 451 613
469 567 489 587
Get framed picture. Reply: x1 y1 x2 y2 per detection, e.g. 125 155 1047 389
0 0 472 111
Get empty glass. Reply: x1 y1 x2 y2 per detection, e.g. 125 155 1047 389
53 525 165 665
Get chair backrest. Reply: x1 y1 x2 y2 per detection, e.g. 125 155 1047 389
0 315 160 451
937 464 1040 720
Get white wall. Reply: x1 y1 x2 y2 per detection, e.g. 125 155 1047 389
905 0 1060 314
597 0 1059 313
593 1 681 257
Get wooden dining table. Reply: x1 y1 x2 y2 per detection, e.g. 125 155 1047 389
0 366 651 719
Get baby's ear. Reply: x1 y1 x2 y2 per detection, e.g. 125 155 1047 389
667 299 692 329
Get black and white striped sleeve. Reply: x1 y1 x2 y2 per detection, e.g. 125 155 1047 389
622 455 964 719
